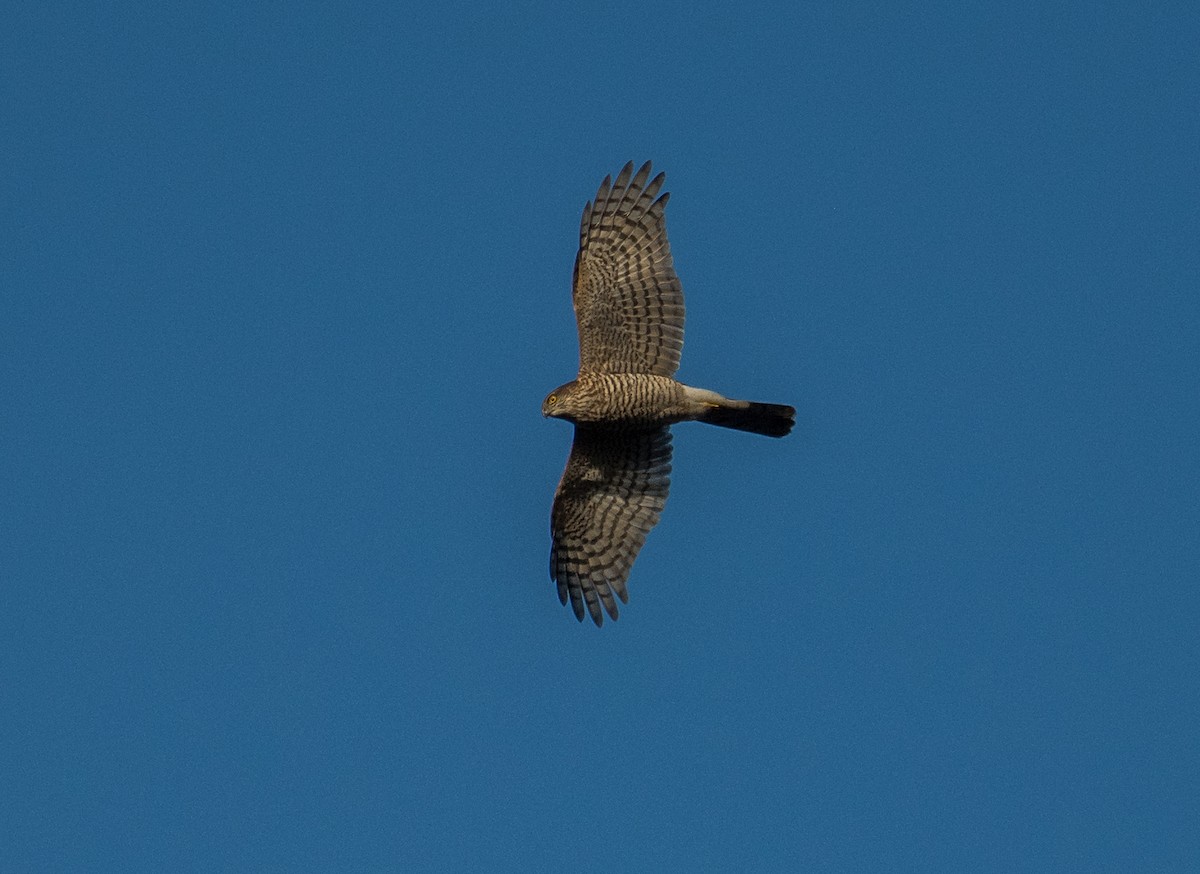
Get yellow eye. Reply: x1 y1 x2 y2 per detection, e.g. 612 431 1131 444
547 394 558 406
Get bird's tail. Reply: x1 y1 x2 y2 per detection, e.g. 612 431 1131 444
698 399 796 438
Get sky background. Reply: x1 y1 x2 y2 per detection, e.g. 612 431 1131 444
3 2 1198 871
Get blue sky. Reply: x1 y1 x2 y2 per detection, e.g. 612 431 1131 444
3 2 1198 870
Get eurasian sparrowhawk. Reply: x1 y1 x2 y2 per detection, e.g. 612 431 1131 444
544 161 794 626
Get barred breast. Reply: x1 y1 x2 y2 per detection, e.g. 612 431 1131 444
575 373 685 425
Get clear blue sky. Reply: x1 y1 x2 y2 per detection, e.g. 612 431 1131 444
3 2 1198 871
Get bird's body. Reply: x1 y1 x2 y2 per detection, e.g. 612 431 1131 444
545 373 795 436
544 162 795 626
545 373 687 425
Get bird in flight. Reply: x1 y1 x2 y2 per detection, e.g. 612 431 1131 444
543 161 795 626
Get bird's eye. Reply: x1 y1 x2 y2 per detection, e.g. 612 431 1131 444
547 394 558 406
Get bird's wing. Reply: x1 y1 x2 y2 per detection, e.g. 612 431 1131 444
572 161 685 377
550 425 672 626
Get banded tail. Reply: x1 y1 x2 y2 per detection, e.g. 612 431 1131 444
699 400 795 438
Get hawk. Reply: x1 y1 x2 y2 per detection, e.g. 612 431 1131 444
544 161 795 626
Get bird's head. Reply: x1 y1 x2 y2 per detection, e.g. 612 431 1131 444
542 380 582 422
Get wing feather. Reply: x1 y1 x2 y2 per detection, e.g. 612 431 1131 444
571 161 685 376
550 426 673 626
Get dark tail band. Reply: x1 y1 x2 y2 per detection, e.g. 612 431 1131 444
700 401 795 438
